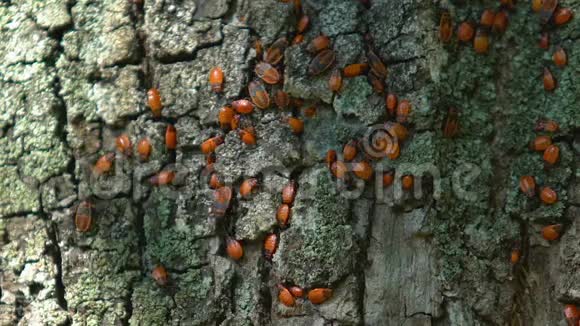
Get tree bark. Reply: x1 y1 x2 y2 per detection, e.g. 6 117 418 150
1 0 579 325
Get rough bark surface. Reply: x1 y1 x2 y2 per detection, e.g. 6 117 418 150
0 0 579 325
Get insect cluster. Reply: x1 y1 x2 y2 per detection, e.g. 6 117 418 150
439 0 572 92
71 0 575 318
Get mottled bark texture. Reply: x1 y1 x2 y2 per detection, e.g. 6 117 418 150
0 0 579 325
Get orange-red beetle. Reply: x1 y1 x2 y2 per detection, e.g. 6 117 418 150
443 107 459 138
540 187 558 204
564 304 580 325
254 39 263 58
535 119 559 132
307 288 333 304
386 93 397 117
309 49 336 75
543 67 556 91
343 63 369 77
226 238 244 261
263 233 278 260
249 80 270 109
209 67 225 93
331 161 348 180
218 106 235 129
541 224 562 240
264 37 289 65
474 28 490 54
510 241 521 265
543 144 559 165
532 0 543 12
396 100 411 123
343 140 358 162
510 248 521 265
276 204 291 227
480 9 496 27
137 138 152 161
278 285 296 307
385 122 409 141
206 153 216 165
353 161 373 180
255 62 281 84
297 15 310 33
439 11 453 43
307 35 331 54
540 0 558 24
457 22 475 42
75 200 94 232
212 186 233 217
165 124 177 150
201 136 224 154
329 68 343 93
368 73 385 94
292 34 304 45
239 127 257 145
288 117 304 135
94 153 115 175
149 170 175 186
209 173 224 189
519 176 536 197
232 99 255 114
382 171 394 187
539 32 549 50
282 181 297 205
530 135 552 151
115 134 132 156
402 175 414 191
147 88 163 118
492 10 508 34
553 47 567 67
326 149 337 168
385 139 400 160
151 265 168 286
367 50 387 79
275 90 290 109
289 286 304 298
554 7 573 25
303 106 316 118
240 178 259 198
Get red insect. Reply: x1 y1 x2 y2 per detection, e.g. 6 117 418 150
282 180 297 205
212 186 233 217
264 37 289 65
116 134 132 156
249 80 270 109
147 88 163 118
367 49 387 79
149 170 175 186
309 49 336 75
165 124 177 150
263 233 278 260
94 153 115 175
209 67 225 93
519 176 536 197
232 99 254 114
137 138 152 161
439 10 453 43
226 238 244 261
457 21 475 42
151 265 168 286
442 107 459 138
255 62 281 84
275 90 290 109
543 67 556 91
307 35 331 54
201 136 224 154
75 200 95 232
